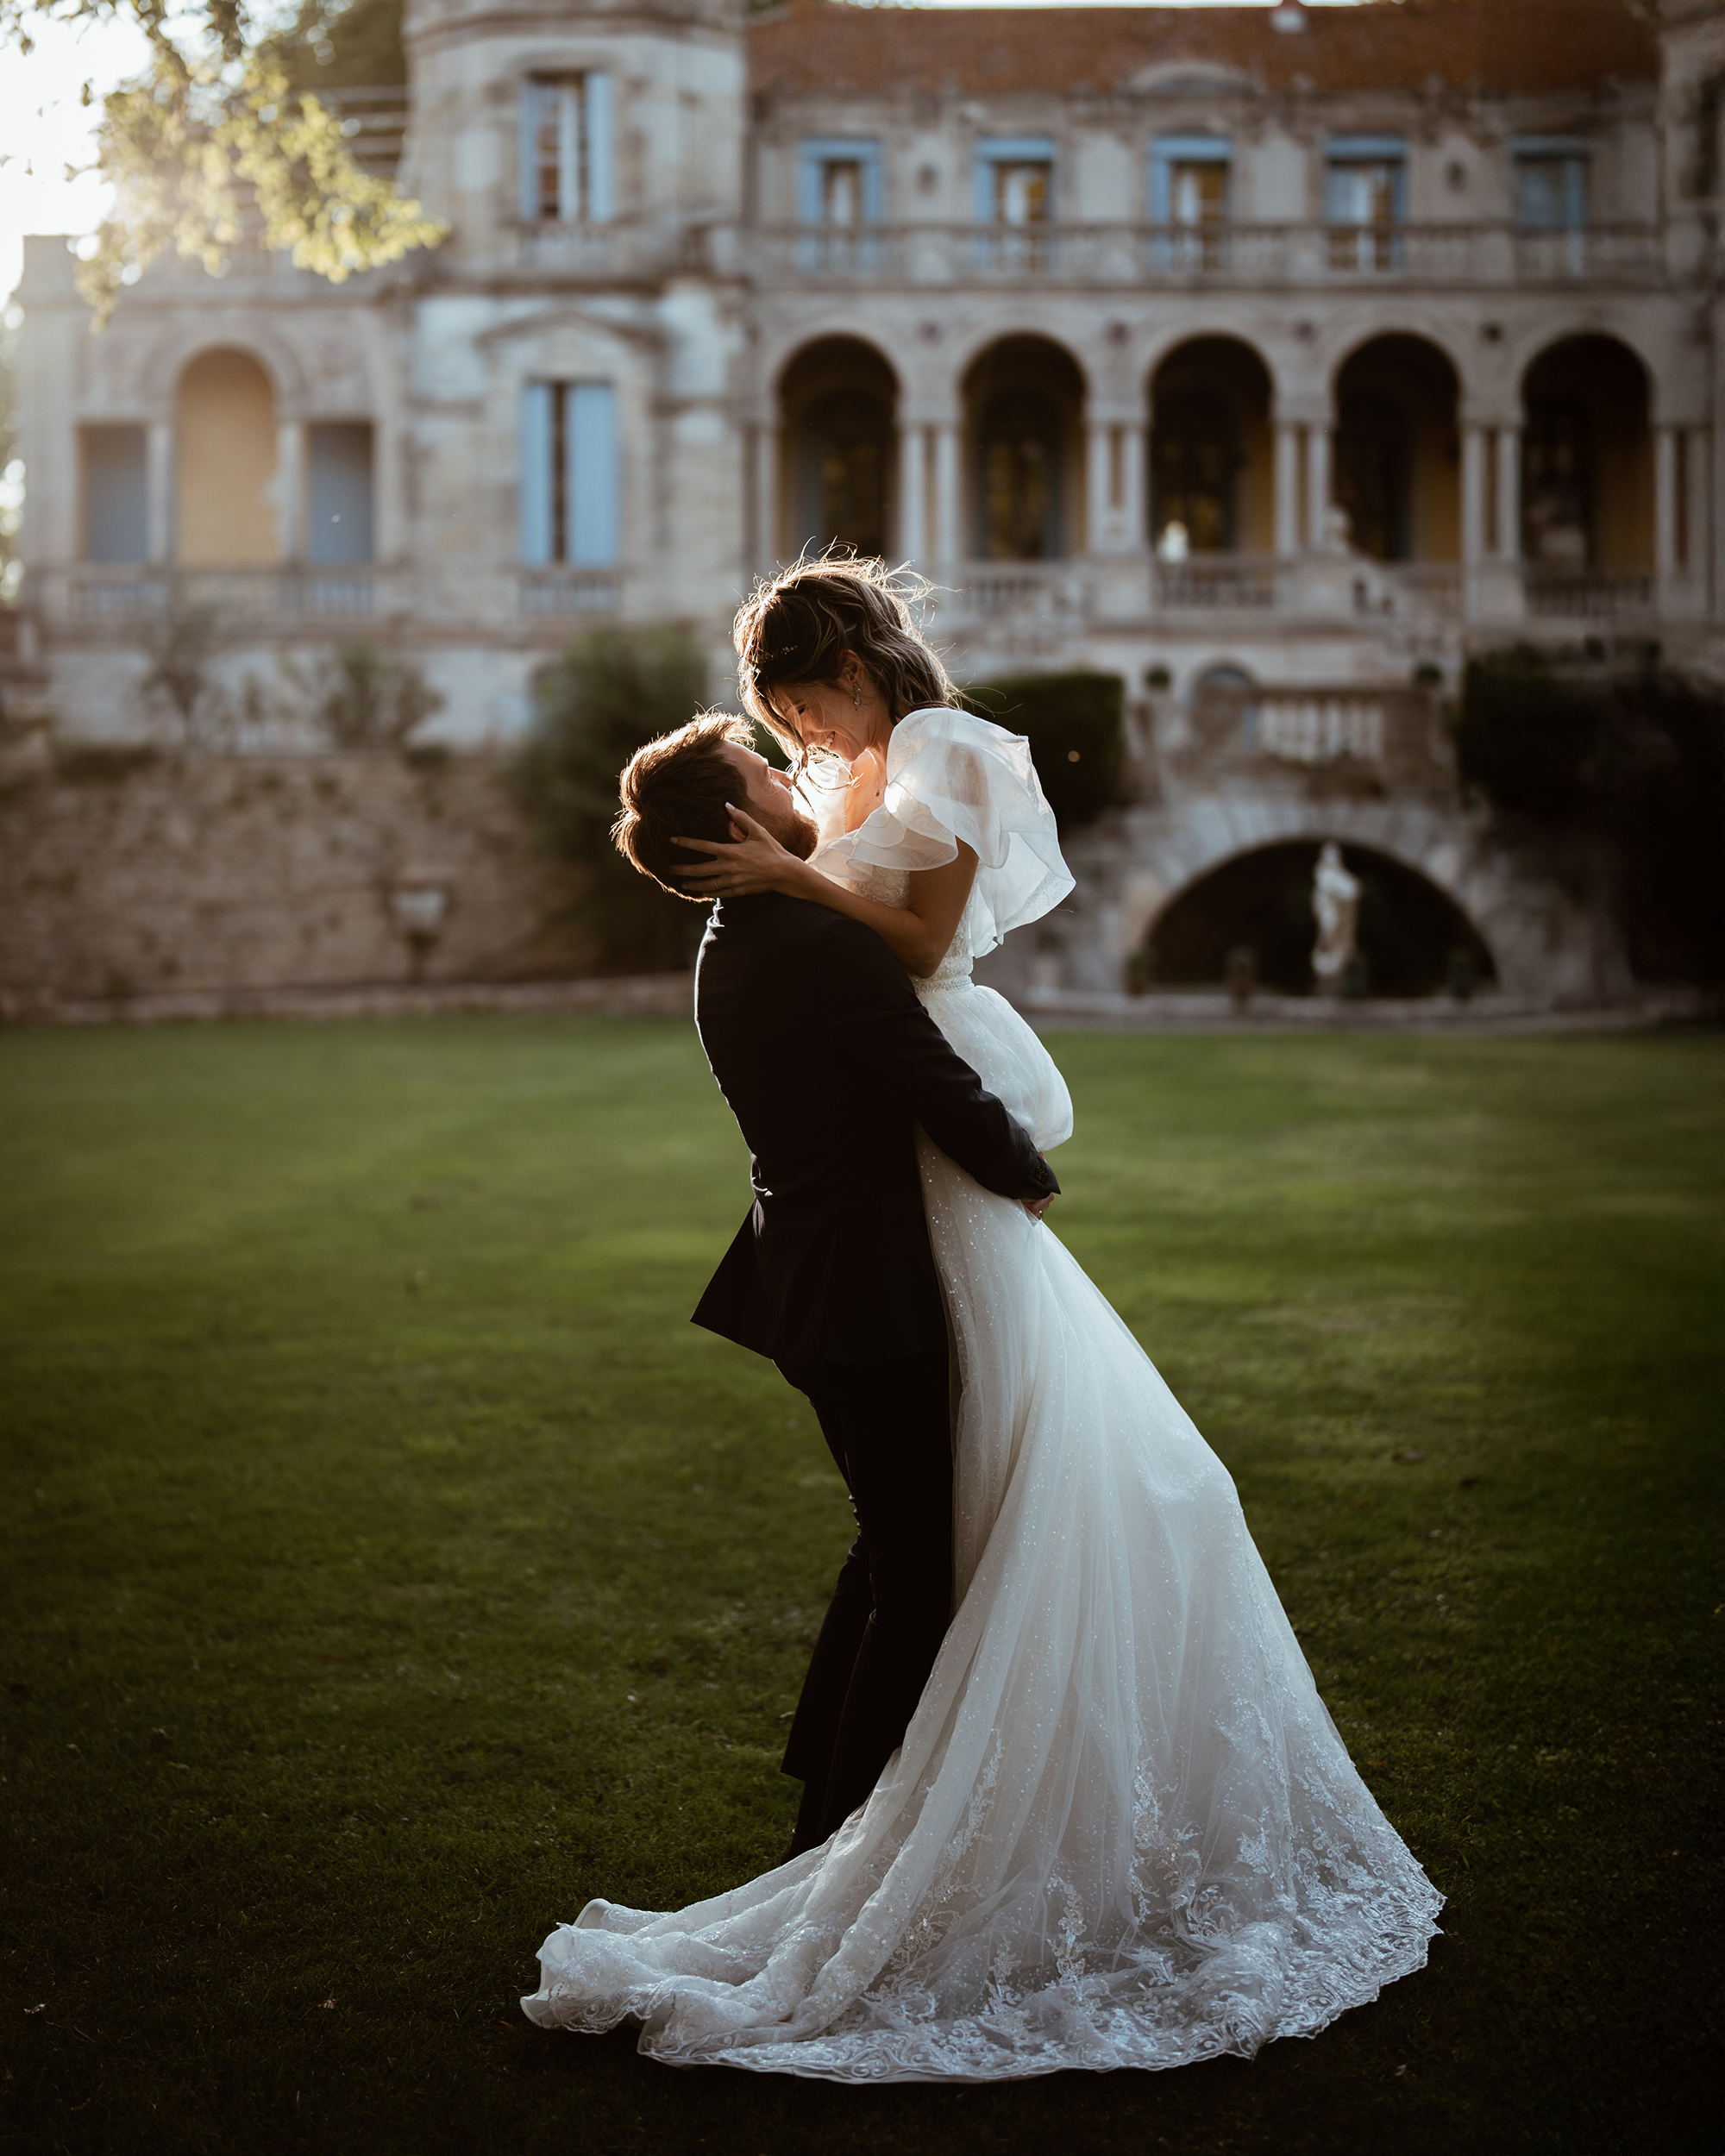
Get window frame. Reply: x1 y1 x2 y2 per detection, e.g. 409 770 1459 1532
519 72 614 226
519 379 619 569
1150 135 1232 224
1511 136 1591 233
974 135 1058 224
797 137 884 225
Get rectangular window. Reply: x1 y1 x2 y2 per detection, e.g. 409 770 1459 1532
798 138 883 224
1513 139 1590 230
520 381 618 567
1151 135 1230 269
307 423 374 566
82 424 147 563
520 73 613 224
975 136 1057 224
1327 135 1405 270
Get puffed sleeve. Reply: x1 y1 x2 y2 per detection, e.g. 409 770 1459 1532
815 708 1076 956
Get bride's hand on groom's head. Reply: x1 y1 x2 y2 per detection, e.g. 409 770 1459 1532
673 805 800 898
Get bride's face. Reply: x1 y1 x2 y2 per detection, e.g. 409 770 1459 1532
770 676 882 768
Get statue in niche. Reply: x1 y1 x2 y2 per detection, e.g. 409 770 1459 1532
1311 840 1361 994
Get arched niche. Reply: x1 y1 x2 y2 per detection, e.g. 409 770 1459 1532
1332 335 1460 563
1149 337 1273 555
778 337 898 562
963 335 1085 561
1145 838 1495 997
175 348 279 567
1520 335 1653 572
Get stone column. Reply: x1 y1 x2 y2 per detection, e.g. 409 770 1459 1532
276 419 304 563
754 423 779 573
146 420 174 565
1303 421 1332 548
1462 423 1488 567
1684 425 1711 593
897 423 925 564
1274 420 1302 557
1495 425 1521 560
1655 424 1680 596
932 423 962 566
1085 421 1114 553
1121 421 1147 554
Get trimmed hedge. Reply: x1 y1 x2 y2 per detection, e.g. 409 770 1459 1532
961 671 1125 828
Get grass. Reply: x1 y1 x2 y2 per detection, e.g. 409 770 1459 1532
0 1015 1720 2156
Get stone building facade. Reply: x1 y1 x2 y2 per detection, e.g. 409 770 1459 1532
9 0 1723 1004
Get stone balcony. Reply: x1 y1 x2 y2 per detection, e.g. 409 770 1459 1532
738 221 1667 291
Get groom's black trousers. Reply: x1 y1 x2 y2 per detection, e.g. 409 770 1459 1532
775 1344 954 1852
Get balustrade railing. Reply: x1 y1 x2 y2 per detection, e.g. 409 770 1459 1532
69 567 382 623
743 221 1663 288
518 568 621 617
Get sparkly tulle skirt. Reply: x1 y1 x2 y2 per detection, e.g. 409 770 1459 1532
522 967 1442 2081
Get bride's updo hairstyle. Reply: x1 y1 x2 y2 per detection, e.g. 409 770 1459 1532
734 553 957 776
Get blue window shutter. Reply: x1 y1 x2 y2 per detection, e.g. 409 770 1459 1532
862 145 883 222
585 72 614 222
83 426 148 563
519 381 554 564
307 423 374 565
973 156 994 222
567 383 618 567
799 149 822 224
519 80 544 221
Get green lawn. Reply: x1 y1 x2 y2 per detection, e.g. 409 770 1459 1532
1 1017 1719 2155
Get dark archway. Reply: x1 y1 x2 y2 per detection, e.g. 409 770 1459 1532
1145 840 1495 996
1520 335 1652 571
964 336 1085 560
1150 336 1273 554
778 337 897 561
1333 335 1460 562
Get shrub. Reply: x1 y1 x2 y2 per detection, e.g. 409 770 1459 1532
291 642 444 752
961 670 1125 829
1455 648 1724 985
509 624 711 974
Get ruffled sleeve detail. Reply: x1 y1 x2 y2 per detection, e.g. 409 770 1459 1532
814 708 1074 957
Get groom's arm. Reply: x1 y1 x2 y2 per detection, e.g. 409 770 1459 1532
812 916 1058 1203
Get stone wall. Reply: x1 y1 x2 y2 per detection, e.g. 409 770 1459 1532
0 749 593 1018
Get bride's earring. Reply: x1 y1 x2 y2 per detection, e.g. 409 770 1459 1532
851 677 863 709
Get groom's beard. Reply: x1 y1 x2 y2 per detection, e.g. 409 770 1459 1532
766 801 819 862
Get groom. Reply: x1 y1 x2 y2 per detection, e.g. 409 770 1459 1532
614 714 1058 1856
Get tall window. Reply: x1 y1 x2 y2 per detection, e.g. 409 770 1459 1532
81 425 147 563
1152 136 1230 270
799 139 882 225
520 75 613 224
1326 135 1405 271
520 382 618 567
976 137 1054 225
308 423 374 565
1515 138 1590 274
1514 141 1590 230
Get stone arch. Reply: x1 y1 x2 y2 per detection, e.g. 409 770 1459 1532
1330 333 1462 562
1112 798 1509 985
1503 315 1659 418
1518 332 1653 573
760 319 906 409
141 325 304 416
963 334 1087 560
775 335 900 562
1147 335 1275 555
1145 837 1495 997
948 322 1091 400
174 347 280 567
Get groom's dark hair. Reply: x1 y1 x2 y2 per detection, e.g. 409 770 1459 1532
613 712 752 900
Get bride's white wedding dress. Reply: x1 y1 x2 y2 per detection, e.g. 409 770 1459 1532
523 708 1442 2081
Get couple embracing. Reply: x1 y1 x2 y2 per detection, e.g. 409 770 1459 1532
522 560 1441 2084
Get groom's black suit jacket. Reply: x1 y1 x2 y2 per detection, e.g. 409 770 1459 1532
690 891 1058 1369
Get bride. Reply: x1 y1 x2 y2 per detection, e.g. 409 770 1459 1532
521 558 1442 2082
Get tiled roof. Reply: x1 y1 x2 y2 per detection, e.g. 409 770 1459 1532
746 0 1658 101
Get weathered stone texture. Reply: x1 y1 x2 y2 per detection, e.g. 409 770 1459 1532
0 753 591 1013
